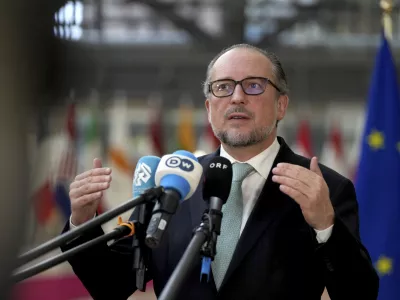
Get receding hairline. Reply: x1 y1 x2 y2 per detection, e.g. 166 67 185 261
202 44 289 97
207 47 277 82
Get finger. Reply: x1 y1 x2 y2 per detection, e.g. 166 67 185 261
272 175 311 195
75 168 112 181
93 158 102 169
278 184 307 205
70 181 110 199
310 156 323 176
70 175 112 190
75 191 103 207
272 164 314 187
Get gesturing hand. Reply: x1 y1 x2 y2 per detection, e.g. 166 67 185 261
69 158 112 226
272 157 334 230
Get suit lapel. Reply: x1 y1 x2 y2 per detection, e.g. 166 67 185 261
220 137 298 289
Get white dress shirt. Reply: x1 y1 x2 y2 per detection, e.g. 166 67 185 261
219 137 333 243
71 138 333 243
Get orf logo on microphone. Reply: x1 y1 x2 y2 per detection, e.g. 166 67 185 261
209 162 229 170
166 156 194 171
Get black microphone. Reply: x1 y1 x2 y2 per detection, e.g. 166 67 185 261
200 156 233 282
203 156 233 213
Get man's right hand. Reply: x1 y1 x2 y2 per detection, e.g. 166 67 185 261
69 158 112 226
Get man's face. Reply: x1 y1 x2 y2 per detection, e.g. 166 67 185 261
205 48 288 148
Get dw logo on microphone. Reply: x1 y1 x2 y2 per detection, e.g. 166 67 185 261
134 163 152 186
166 156 194 171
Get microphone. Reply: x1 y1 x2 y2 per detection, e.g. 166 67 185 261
132 156 160 198
130 155 160 291
200 156 233 282
145 150 203 248
131 155 160 230
203 156 233 212
157 157 232 299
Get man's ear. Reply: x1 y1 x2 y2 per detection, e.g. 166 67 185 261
205 99 211 123
277 94 289 121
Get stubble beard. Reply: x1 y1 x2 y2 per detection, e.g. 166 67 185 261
212 120 276 148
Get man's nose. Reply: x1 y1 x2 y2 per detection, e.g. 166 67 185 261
230 84 247 105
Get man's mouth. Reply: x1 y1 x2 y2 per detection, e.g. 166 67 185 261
228 113 251 120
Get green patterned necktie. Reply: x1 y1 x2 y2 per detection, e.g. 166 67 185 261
212 162 254 290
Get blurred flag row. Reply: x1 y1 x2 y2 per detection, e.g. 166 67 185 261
28 96 220 235
29 98 364 235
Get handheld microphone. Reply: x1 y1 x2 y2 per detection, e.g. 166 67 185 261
132 156 160 198
202 156 233 211
131 155 160 226
145 150 203 248
130 155 160 291
200 156 233 282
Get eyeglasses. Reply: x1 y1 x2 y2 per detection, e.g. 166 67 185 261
208 76 281 98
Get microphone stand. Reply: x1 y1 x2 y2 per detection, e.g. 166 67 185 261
132 200 154 291
12 218 135 283
199 202 223 283
16 186 163 269
158 197 223 300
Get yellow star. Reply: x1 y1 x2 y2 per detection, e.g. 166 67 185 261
368 130 385 150
375 255 393 276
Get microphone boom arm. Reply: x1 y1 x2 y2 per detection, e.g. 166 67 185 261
157 196 225 300
12 219 135 283
158 220 210 300
16 187 164 269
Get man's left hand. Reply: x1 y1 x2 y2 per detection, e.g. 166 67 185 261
272 157 334 230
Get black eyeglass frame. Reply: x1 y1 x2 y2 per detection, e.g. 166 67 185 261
208 76 282 98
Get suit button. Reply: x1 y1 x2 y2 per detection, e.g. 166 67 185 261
326 260 334 272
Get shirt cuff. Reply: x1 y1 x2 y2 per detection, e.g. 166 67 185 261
314 225 334 243
69 215 78 229
69 214 96 229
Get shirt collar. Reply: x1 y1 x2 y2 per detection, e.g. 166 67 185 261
219 138 280 180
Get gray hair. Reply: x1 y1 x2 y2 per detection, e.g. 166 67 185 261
202 44 289 97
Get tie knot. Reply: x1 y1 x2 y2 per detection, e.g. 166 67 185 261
232 163 254 182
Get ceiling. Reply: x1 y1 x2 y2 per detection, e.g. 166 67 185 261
47 0 400 106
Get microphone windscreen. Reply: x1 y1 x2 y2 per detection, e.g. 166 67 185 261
155 150 203 201
202 157 233 204
132 156 161 198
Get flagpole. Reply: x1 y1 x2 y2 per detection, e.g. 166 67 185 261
380 0 393 41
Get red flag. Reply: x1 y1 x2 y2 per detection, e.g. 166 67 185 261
196 117 220 155
32 110 56 225
32 180 54 225
205 122 220 150
54 103 78 220
292 120 313 158
320 123 349 177
149 104 164 157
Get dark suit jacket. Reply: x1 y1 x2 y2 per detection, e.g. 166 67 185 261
61 137 379 300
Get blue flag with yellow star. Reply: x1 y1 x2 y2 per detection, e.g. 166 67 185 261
355 33 400 299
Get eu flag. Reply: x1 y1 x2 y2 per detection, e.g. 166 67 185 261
356 34 400 299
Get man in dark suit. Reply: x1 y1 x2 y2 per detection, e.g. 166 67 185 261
63 44 379 300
